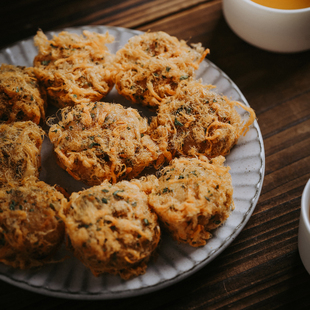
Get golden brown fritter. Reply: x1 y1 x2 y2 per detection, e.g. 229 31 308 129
112 31 209 107
0 64 46 124
48 101 160 185
148 156 233 247
149 80 256 161
33 30 115 108
0 176 66 269
0 121 45 187
61 180 160 279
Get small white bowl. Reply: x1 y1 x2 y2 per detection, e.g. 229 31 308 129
222 0 310 53
298 179 310 274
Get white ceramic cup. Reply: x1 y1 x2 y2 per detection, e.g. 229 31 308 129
298 179 310 274
222 0 310 53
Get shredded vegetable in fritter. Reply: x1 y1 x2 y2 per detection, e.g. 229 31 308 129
61 180 160 279
0 64 46 124
33 30 115 108
149 80 256 161
0 176 66 269
0 121 45 187
48 101 160 185
112 31 209 107
148 156 233 246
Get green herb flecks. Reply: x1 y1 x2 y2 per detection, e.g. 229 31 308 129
162 187 172 194
101 197 108 204
9 200 16 210
41 60 50 66
89 142 100 148
180 75 189 80
174 118 183 127
113 189 125 199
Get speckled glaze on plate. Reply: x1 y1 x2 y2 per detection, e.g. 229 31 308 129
0 26 265 299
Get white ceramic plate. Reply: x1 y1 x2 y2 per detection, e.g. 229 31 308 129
0 26 265 299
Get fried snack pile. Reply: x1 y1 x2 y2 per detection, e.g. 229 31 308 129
61 180 160 279
48 101 160 185
0 64 46 124
33 30 114 108
0 177 66 269
148 156 233 247
149 80 256 160
0 29 257 278
112 31 209 107
0 121 44 187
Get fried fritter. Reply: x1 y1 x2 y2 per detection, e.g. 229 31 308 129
149 80 256 161
0 176 66 269
0 64 46 124
33 30 115 108
61 180 160 279
0 121 44 187
48 101 160 185
148 156 233 247
112 31 209 107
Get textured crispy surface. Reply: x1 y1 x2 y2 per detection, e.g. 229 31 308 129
0 64 46 124
48 101 160 185
0 177 66 269
149 80 256 160
0 29 255 276
0 121 44 187
148 156 233 247
33 30 114 108
61 180 160 279
112 31 208 107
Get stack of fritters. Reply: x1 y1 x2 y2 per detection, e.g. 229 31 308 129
0 29 256 279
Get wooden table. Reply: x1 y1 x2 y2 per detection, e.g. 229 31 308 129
1 0 310 309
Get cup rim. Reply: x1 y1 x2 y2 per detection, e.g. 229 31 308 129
243 0 310 13
301 179 310 232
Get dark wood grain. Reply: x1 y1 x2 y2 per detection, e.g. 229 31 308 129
1 0 310 309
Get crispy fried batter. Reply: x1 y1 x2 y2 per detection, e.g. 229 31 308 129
61 180 160 279
0 29 257 275
148 156 233 247
0 176 66 269
48 101 160 185
149 80 256 161
33 30 115 108
0 64 46 124
112 31 209 107
0 121 45 187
